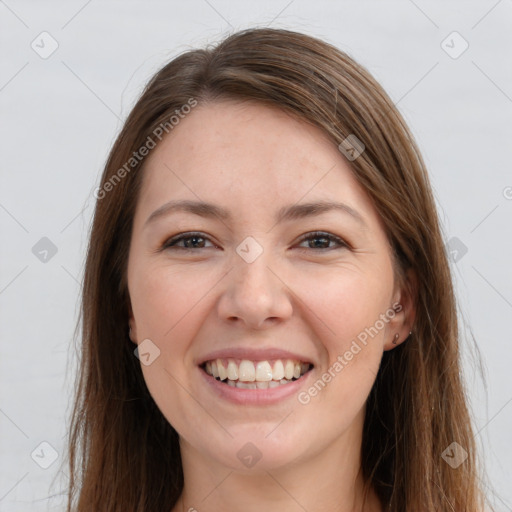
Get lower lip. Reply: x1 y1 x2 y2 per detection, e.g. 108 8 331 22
198 366 313 405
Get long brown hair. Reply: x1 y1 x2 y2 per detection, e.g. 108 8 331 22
64 27 493 511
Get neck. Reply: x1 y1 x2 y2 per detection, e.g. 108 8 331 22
172 408 382 512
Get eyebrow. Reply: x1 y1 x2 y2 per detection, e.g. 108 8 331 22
144 199 367 229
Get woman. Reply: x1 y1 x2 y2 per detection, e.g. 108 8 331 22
65 27 492 511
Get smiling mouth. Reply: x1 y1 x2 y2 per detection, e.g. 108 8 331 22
201 358 313 389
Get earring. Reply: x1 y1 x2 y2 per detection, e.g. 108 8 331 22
392 333 399 344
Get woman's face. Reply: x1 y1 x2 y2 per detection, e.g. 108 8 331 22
127 99 411 472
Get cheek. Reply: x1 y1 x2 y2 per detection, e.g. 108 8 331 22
130 262 210 340
294 265 392 407
297 264 393 349
131 264 210 433
130 261 223 413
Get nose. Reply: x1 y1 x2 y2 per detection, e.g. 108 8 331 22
217 247 293 330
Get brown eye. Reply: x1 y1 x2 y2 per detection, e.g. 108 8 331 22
296 232 348 251
162 232 215 251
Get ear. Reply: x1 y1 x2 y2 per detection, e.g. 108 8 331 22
127 301 138 345
383 267 417 351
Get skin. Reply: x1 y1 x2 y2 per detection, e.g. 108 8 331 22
127 99 415 512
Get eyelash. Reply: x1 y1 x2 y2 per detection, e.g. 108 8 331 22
160 231 348 252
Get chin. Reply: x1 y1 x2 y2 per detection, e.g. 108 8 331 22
206 426 310 472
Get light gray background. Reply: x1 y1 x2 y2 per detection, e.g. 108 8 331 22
1 1 511 510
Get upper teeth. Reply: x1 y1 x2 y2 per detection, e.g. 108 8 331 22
205 359 310 382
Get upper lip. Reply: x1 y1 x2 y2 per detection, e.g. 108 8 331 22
196 347 315 366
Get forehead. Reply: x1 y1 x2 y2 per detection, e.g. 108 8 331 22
135 99 379 229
